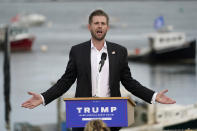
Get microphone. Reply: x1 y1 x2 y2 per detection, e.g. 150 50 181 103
99 52 107 73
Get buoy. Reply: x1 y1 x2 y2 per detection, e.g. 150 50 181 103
41 45 48 52
135 48 140 55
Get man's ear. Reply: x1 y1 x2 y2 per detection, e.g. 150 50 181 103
107 25 110 31
87 24 91 31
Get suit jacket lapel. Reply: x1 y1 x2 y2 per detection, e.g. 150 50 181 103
107 42 116 90
83 40 92 95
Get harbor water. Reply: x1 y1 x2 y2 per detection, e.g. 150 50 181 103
0 1 197 131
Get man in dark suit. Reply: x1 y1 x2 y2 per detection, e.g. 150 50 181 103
22 9 176 130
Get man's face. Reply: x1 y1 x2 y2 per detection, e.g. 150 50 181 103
88 16 109 41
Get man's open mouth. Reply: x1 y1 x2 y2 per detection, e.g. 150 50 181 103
97 30 103 35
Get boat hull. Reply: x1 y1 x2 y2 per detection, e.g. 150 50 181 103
10 36 35 51
164 119 197 130
128 40 196 64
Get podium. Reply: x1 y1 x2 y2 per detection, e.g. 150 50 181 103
64 97 136 128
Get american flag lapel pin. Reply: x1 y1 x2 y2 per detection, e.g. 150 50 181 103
112 51 115 54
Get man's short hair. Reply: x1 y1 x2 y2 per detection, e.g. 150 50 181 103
89 9 109 25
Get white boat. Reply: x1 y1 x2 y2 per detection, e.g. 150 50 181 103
121 102 197 131
128 27 196 64
11 13 46 27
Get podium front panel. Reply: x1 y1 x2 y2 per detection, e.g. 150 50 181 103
65 99 128 128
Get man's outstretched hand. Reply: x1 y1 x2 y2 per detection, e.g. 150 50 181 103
21 92 43 109
156 89 176 104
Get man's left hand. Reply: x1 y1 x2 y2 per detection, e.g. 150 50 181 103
156 89 176 104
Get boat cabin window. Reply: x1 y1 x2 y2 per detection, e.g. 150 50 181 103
160 38 164 42
10 27 28 36
178 36 182 40
158 36 183 44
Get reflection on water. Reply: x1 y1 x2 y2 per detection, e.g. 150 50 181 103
151 63 196 105
128 62 197 105
150 63 196 89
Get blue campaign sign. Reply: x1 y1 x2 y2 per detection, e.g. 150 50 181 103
65 99 128 128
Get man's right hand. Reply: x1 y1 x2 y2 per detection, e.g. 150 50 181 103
21 92 43 109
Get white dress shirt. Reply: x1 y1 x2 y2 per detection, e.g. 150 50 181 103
91 40 110 97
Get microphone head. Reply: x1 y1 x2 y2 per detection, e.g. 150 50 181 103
101 52 107 60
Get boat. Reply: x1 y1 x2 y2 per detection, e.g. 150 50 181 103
121 102 197 131
127 28 196 64
11 13 46 27
128 15 196 64
0 25 35 51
